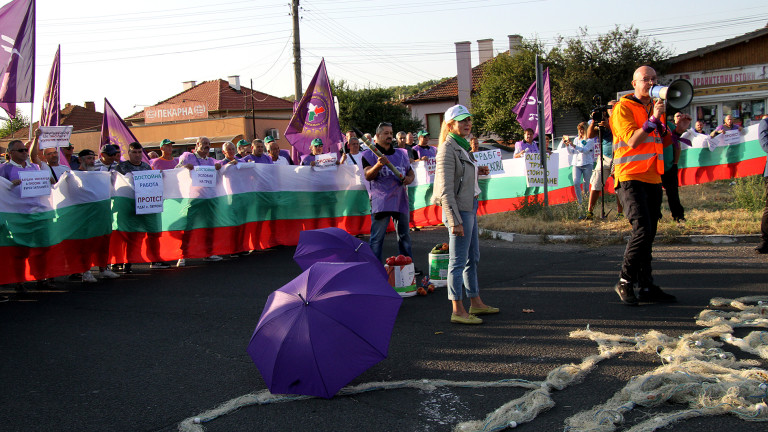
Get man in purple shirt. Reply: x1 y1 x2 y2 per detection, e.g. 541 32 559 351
300 139 325 166
150 139 178 170
0 139 40 185
361 122 416 262
235 140 252 160
513 128 539 158
219 141 239 167
411 130 436 161
244 139 273 164
710 114 743 138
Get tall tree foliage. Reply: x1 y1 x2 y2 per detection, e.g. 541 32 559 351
0 110 30 138
472 26 671 142
331 80 423 135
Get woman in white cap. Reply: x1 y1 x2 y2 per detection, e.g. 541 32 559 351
432 105 498 325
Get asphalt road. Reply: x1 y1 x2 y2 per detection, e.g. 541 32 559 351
2 228 767 432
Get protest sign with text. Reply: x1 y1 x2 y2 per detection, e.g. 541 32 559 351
473 149 504 176
19 171 52 197
38 126 73 149
424 157 436 181
192 166 217 187
722 129 742 146
524 152 559 187
133 171 164 214
314 153 338 171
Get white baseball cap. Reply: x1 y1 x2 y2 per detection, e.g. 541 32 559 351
444 104 472 122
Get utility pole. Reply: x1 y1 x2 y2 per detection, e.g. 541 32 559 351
291 0 302 101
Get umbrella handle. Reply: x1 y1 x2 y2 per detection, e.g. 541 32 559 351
297 293 309 305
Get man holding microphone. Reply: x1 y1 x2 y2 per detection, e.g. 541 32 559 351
610 66 691 305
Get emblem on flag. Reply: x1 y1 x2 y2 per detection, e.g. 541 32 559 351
307 103 325 122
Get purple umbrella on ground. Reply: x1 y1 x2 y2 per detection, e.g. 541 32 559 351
247 261 403 399
293 227 388 280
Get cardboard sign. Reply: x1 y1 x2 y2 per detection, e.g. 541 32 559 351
192 165 217 187
19 170 51 197
524 152 559 188
38 126 73 149
133 171 164 214
424 157 436 180
722 129 741 146
314 153 338 171
473 149 504 176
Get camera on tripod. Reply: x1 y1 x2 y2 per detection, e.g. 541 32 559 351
590 95 611 123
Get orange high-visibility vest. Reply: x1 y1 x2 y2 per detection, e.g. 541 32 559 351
611 95 665 181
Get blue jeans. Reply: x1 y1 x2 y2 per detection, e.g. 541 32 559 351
370 212 413 261
573 164 593 203
444 199 480 301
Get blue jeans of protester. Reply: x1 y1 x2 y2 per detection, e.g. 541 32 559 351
369 211 413 261
444 198 480 301
573 164 593 204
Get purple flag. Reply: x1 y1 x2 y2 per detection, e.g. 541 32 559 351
101 98 150 164
512 67 552 137
40 45 59 127
284 59 343 158
0 0 35 118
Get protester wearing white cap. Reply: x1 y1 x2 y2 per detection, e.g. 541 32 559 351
432 104 498 325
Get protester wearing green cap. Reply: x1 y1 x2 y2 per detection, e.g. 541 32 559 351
150 138 178 170
433 104 497 325
300 138 325 166
411 130 436 161
236 139 252 160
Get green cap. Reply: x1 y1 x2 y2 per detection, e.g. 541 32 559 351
264 136 275 143
417 130 430 137
311 138 323 146
237 139 250 147
161 138 175 145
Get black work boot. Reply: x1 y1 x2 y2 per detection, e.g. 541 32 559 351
614 280 638 306
637 284 677 303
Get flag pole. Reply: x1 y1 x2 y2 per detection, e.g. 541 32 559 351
28 102 33 141
535 56 548 207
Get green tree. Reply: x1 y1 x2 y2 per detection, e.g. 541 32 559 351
0 110 30 138
331 80 423 136
472 26 671 142
389 79 449 100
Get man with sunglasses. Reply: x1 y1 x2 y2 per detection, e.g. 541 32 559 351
610 66 691 306
0 139 40 186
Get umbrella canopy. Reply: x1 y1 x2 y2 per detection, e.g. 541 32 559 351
293 227 388 280
247 261 403 399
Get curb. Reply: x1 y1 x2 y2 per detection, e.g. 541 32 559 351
479 228 761 245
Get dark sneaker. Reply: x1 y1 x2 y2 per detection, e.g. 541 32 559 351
637 284 677 303
755 243 768 254
614 281 638 305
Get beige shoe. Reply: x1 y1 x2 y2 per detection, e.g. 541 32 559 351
450 314 483 324
469 305 500 315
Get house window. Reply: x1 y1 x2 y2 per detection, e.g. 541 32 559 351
426 113 443 138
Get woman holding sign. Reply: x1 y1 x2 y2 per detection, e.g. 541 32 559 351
432 105 498 325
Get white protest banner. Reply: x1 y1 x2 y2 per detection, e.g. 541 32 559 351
19 170 52 197
38 126 73 149
314 153 338 171
192 165 217 187
133 171 164 214
723 129 742 146
524 152 559 188
424 157 436 180
473 149 504 176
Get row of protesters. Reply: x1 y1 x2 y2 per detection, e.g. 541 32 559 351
563 122 596 205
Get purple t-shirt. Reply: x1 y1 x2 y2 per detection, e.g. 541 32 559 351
178 152 216 167
361 145 412 214
150 157 178 170
514 140 539 156
300 154 316 166
715 124 740 133
0 160 41 182
412 145 436 159
243 154 273 164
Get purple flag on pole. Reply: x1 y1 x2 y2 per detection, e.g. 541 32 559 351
101 98 150 164
512 67 553 137
0 0 35 118
284 59 343 158
40 45 59 127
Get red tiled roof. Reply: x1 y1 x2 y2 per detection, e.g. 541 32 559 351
7 103 103 138
126 79 294 120
403 61 487 104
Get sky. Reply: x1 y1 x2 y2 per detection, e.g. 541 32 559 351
12 0 768 121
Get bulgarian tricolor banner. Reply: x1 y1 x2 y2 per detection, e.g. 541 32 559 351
1 126 765 284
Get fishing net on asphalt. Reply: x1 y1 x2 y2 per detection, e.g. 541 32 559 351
178 296 768 432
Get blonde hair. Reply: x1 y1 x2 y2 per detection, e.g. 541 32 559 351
438 120 457 145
